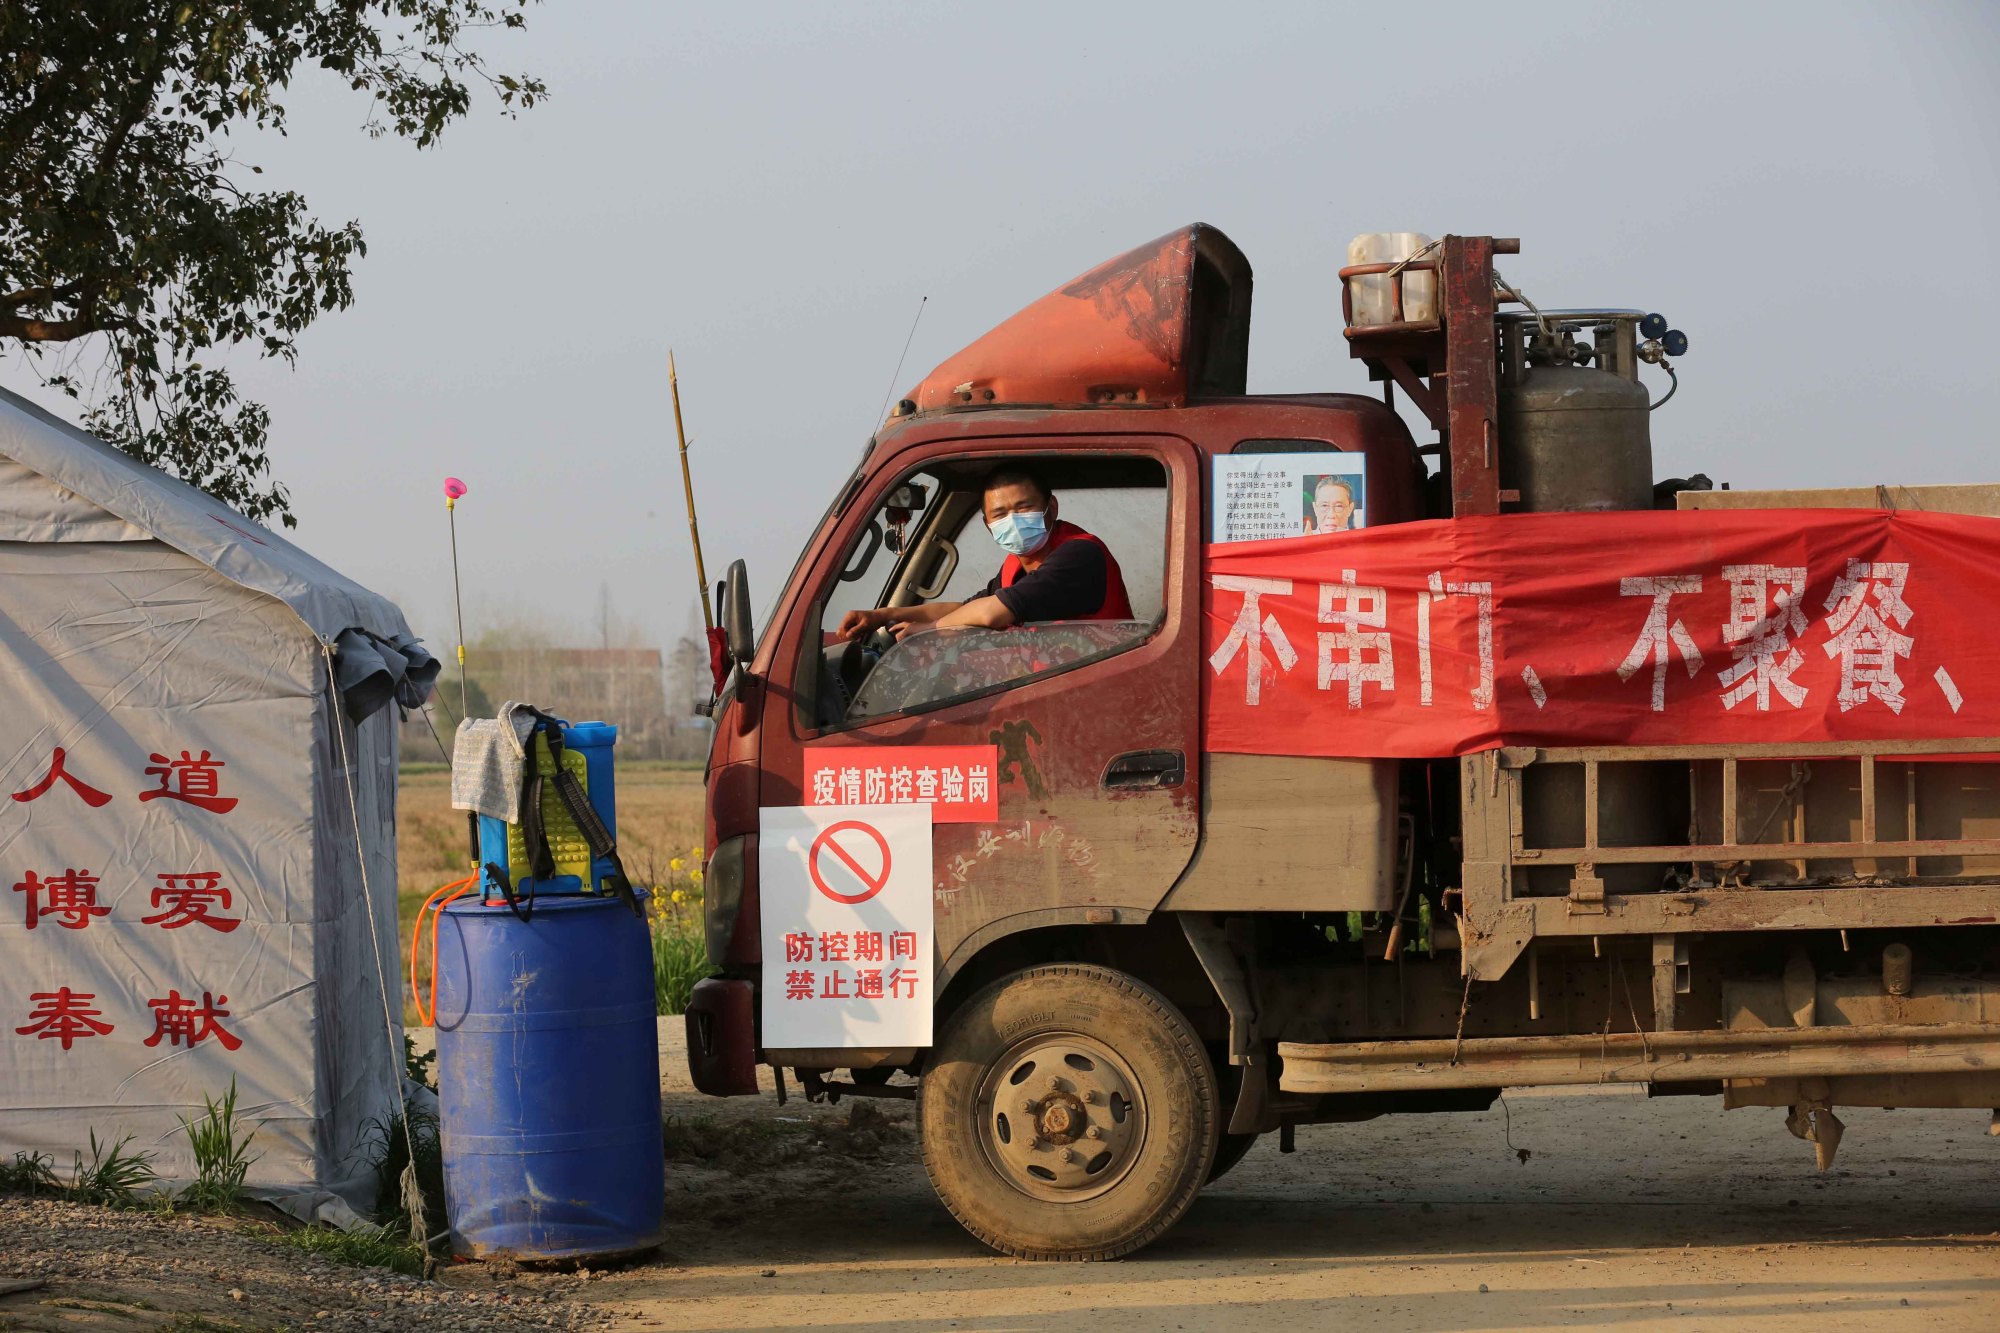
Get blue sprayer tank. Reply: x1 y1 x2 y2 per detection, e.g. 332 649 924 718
434 718 664 1260
475 719 620 900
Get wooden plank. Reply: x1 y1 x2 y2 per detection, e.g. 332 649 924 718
1722 757 1739 845
1583 760 1600 852
1511 838 2000 865
1502 737 2000 764
1907 762 1920 877
1278 1022 2000 1093
1516 883 2000 937
1676 483 2000 516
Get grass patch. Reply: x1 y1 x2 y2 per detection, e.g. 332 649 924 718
0 1149 60 1196
652 917 713 1016
68 1131 157 1207
176 1079 258 1213
363 1100 446 1249
264 1220 426 1276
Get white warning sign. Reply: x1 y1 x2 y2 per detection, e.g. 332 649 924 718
758 803 933 1048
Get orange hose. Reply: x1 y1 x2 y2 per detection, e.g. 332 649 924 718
411 875 477 1027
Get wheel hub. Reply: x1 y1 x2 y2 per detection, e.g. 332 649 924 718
975 1034 1145 1202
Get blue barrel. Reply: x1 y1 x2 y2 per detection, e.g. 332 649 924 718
433 892 663 1260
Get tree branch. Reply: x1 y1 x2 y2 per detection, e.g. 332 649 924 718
0 283 84 311
0 312 101 342
88 5 176 183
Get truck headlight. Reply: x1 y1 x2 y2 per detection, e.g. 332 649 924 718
704 835 747 968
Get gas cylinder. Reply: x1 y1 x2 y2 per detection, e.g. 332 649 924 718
1498 360 1654 513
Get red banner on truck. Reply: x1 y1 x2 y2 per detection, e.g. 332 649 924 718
1203 508 2000 758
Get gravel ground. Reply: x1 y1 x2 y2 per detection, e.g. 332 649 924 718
0 1195 617 1332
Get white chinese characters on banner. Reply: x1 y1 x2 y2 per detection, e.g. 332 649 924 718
1614 575 1705 713
1207 560 1959 718
803 745 997 823
1207 575 1296 706
1822 560 1914 714
1720 565 1809 711
759 804 933 1048
1317 569 1393 706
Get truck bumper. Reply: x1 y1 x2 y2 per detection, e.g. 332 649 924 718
684 976 760 1096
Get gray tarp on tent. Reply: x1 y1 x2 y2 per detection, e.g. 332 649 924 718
0 386 435 1222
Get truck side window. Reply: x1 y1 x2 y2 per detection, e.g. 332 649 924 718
813 456 1168 730
818 469 943 634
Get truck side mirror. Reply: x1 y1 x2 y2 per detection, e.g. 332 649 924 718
883 483 927 554
722 559 755 668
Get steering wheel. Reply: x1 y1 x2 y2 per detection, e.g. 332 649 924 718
838 633 873 702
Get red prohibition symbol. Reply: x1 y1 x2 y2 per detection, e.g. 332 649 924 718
808 820 893 905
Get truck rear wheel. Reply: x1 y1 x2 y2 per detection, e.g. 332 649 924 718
919 964 1218 1260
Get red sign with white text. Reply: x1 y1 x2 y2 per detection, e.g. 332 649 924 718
804 745 1001 823
1204 508 2000 758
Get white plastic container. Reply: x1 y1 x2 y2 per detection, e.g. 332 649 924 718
1345 232 1436 327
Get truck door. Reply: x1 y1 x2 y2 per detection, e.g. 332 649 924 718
759 437 1202 985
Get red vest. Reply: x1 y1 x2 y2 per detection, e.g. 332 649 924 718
999 520 1134 620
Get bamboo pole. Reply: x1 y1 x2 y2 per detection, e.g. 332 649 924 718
669 350 715 632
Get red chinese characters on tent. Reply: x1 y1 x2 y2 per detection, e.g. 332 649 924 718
8 748 112 808
15 988 114 1050
1203 509 2000 758
7 744 249 1055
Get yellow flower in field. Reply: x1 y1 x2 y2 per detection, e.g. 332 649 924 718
670 857 684 873
690 868 703 883
692 845 704 859
671 889 688 905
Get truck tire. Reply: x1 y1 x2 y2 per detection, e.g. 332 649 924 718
919 964 1219 1261
1206 1131 1258 1184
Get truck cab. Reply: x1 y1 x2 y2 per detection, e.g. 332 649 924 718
686 225 2000 1261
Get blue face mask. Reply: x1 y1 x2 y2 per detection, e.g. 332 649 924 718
988 510 1050 557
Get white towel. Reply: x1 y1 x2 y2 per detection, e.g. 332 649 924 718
449 700 541 821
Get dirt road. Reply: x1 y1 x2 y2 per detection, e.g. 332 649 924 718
601 1026 2000 1332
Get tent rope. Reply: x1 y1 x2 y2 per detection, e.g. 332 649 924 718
320 641 437 1271
419 702 454 765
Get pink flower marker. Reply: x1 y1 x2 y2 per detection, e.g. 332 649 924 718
443 477 468 501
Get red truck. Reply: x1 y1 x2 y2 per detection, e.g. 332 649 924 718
686 226 2000 1259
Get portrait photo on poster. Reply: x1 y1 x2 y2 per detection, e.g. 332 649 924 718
1211 451 1366 543
1303 470 1365 534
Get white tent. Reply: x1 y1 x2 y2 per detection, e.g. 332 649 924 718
0 385 437 1221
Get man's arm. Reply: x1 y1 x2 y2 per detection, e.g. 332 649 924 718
837 601 963 641
935 595 1016 631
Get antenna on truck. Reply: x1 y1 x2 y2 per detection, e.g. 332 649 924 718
873 295 928 429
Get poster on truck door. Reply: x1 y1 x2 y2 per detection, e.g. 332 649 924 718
759 803 933 1048
1212 451 1367 543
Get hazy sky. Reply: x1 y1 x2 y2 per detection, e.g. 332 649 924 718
11 2 2000 657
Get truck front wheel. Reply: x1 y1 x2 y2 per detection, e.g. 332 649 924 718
919 964 1219 1260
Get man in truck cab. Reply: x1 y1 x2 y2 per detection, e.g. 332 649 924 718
837 465 1133 641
